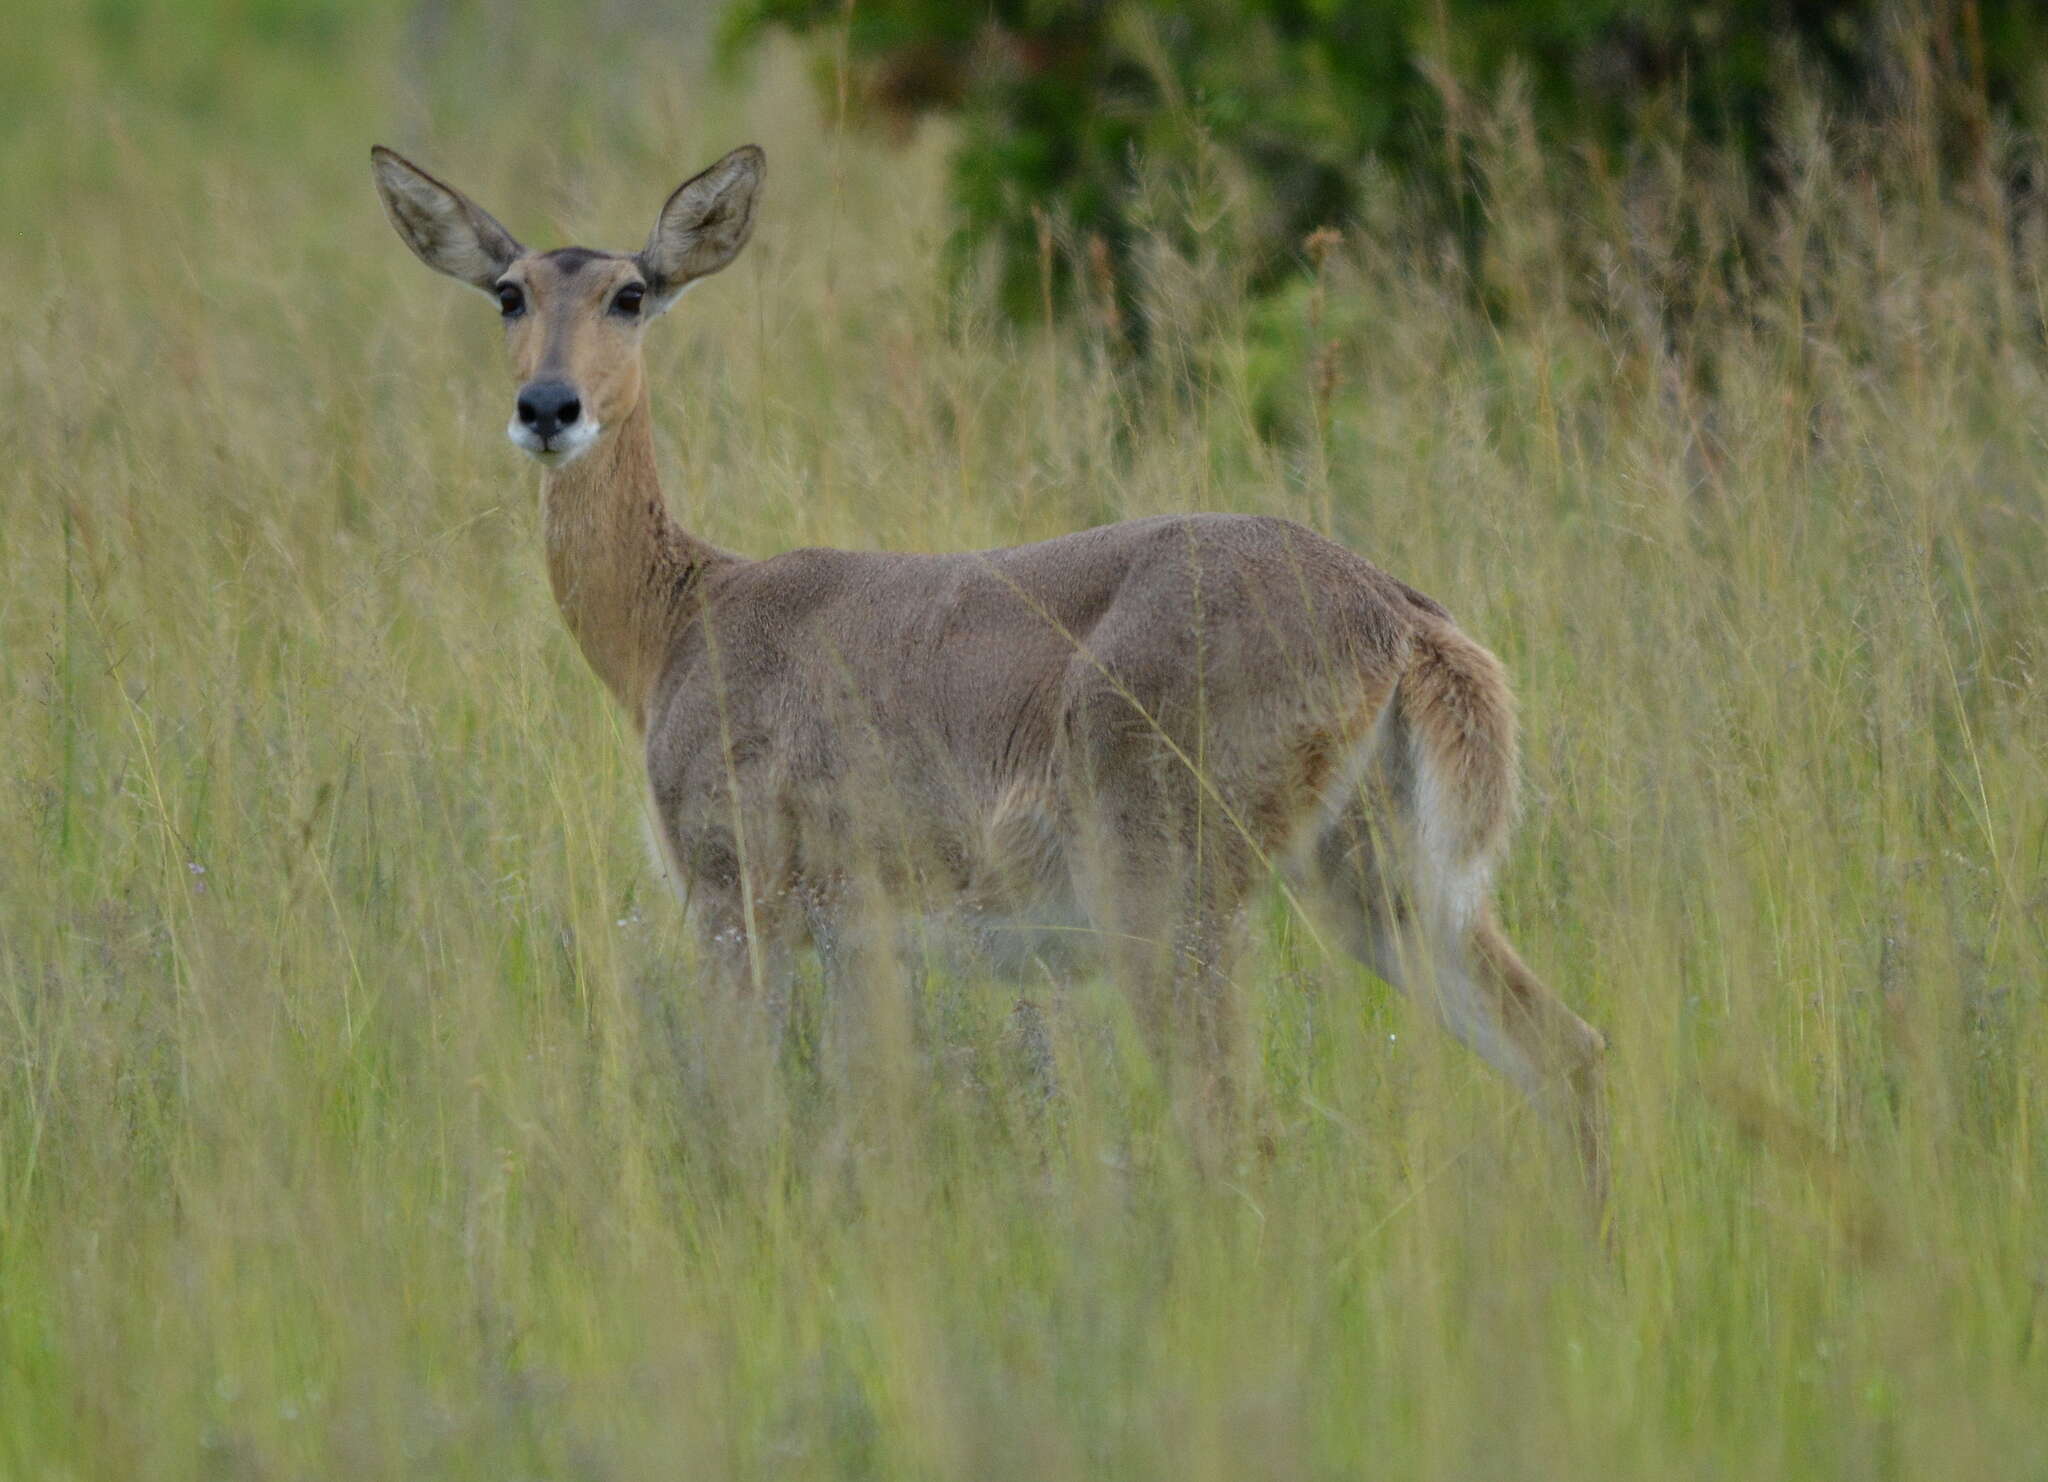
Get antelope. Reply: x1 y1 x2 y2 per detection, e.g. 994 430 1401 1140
370 143 1607 1183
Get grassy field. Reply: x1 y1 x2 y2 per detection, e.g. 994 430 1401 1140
3 4 2045 1477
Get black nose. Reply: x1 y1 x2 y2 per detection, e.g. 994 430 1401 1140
515 380 582 440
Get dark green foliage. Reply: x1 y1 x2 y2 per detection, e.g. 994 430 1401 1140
723 0 2048 319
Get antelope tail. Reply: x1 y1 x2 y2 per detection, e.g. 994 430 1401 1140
1392 618 1520 925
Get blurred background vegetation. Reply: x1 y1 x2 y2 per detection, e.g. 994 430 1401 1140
2 0 2044 1478
723 0 2048 320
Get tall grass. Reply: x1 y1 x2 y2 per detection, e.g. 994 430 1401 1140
2 5 2043 1477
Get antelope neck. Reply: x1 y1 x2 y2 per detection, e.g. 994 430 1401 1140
537 386 723 729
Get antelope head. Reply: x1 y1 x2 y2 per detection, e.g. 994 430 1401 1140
369 144 764 467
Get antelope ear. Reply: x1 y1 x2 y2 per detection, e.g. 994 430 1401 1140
370 146 524 294
637 145 764 313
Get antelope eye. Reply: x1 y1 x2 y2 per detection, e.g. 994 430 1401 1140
611 283 645 318
496 282 525 317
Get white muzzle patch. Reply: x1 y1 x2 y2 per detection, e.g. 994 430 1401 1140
507 415 603 467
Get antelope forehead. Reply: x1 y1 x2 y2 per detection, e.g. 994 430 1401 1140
521 247 647 310
538 246 623 276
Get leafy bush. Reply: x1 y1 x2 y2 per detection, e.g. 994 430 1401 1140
723 0 2048 320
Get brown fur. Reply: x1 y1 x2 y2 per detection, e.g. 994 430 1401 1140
372 144 1608 1187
